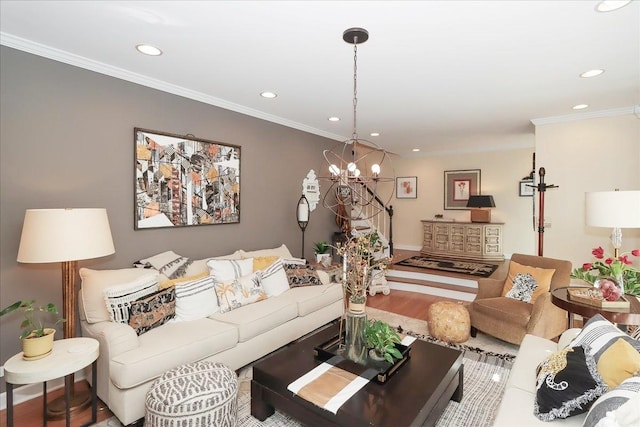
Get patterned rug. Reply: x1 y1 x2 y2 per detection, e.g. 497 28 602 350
95 309 518 427
396 255 500 277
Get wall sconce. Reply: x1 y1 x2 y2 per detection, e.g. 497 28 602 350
466 195 496 223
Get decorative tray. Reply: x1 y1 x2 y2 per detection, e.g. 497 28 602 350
567 288 631 309
313 334 411 384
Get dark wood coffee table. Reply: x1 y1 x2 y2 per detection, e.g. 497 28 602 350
251 323 464 427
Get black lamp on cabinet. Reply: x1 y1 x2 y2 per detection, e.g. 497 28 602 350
296 194 310 258
466 195 496 223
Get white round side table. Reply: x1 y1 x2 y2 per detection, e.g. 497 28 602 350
4 337 99 427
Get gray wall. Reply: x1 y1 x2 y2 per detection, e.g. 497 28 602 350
0 46 338 375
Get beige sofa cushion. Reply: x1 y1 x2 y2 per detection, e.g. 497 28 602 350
239 244 293 259
80 268 159 324
278 283 343 316
110 318 237 389
210 296 298 342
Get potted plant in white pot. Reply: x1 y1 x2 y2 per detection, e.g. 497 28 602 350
314 240 332 267
364 319 403 363
1 300 65 360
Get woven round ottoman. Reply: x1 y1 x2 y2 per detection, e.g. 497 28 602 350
145 361 238 427
427 301 471 343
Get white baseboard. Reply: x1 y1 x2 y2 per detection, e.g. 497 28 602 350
0 369 86 411
387 281 476 302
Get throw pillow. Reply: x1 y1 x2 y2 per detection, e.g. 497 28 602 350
215 272 267 313
158 272 209 290
253 256 280 272
239 244 293 259
534 345 608 421
596 338 640 389
583 376 640 427
207 258 253 283
173 275 219 322
282 257 308 266
103 273 159 323
128 287 176 335
504 272 538 303
79 267 158 324
133 250 193 280
284 264 322 287
257 259 290 297
501 260 555 304
569 314 640 361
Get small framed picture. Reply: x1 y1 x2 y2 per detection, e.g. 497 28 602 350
444 169 481 209
396 176 417 199
519 180 534 197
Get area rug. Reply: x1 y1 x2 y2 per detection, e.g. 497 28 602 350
95 309 518 427
396 255 500 277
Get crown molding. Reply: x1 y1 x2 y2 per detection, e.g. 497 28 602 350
0 32 345 142
530 106 636 126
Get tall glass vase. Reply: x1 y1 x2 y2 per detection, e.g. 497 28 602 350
344 302 367 365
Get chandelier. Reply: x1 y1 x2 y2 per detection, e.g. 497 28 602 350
320 28 394 226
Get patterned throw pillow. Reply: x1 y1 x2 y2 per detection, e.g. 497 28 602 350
583 376 640 427
501 260 555 304
504 273 538 303
284 264 322 287
215 272 267 313
103 273 159 323
569 314 640 361
173 275 219 322
133 250 193 280
128 287 176 335
534 345 607 421
207 258 253 283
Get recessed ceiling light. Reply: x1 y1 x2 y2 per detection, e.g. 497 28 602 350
580 69 604 78
328 117 340 122
135 44 162 56
370 132 380 137
573 104 589 110
412 148 421 152
595 0 631 12
260 91 277 99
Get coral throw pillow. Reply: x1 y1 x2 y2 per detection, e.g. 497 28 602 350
501 260 555 304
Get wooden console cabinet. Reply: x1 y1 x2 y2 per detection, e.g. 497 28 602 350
421 220 504 262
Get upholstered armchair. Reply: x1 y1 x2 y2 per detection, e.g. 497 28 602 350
468 253 572 345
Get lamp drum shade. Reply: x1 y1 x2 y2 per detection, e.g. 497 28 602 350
17 208 115 263
466 195 496 223
585 191 640 228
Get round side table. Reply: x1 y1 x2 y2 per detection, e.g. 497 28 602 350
551 287 640 328
4 337 99 427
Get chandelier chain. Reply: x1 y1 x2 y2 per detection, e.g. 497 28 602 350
352 38 358 141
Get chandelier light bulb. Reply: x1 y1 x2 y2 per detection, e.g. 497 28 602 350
347 162 357 173
329 164 340 176
371 164 381 175
354 169 361 178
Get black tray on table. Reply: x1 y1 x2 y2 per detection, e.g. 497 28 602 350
313 334 411 384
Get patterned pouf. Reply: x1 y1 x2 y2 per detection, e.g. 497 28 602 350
427 301 471 343
145 361 238 427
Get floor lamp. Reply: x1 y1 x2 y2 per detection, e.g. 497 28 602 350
17 208 115 418
297 194 310 259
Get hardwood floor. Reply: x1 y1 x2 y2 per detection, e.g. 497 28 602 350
1 289 462 426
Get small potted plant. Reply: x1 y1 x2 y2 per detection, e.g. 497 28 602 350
364 319 403 363
314 240 332 267
1 300 65 360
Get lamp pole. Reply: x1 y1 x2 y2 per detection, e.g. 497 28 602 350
296 194 310 259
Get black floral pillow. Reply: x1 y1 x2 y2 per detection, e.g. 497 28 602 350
534 345 608 421
283 264 322 287
128 287 175 335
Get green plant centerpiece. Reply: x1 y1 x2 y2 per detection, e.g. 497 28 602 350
1 300 65 360
364 319 403 363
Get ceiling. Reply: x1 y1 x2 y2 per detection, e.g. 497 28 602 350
1 1 638 157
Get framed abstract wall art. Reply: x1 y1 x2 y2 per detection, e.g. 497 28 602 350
443 169 480 210
396 176 417 199
134 128 241 229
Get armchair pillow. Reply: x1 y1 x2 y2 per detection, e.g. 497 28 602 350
501 260 555 303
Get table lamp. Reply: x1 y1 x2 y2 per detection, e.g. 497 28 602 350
466 195 496 223
585 190 640 258
17 208 115 418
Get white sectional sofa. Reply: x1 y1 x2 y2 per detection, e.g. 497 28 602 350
494 314 640 427
78 245 343 425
